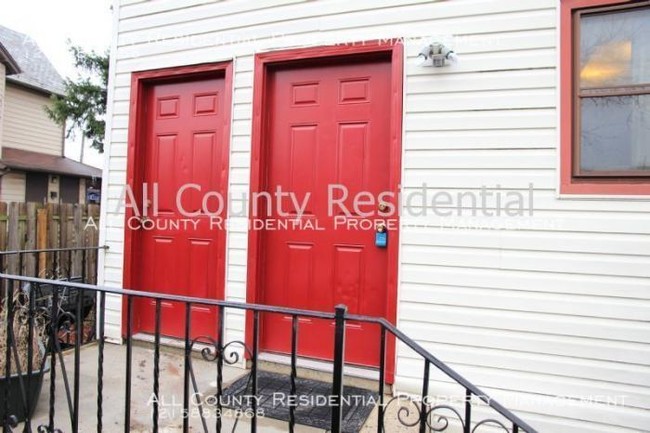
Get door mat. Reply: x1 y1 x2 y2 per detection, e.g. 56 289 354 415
222 370 378 432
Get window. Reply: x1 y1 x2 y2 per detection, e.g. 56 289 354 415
561 0 650 194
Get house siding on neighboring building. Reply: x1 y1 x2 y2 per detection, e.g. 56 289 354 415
0 62 5 148
3 83 63 156
0 171 26 202
99 2 650 432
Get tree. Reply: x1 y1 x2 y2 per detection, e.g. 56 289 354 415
46 44 109 153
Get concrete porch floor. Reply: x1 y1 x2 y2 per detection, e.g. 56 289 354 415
21 343 414 433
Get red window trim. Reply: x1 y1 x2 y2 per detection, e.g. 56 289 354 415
560 0 650 195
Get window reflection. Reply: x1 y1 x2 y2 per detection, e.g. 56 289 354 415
581 95 650 172
577 5 650 175
580 40 631 87
580 7 650 88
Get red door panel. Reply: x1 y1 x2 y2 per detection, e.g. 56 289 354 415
132 77 227 339
259 58 393 366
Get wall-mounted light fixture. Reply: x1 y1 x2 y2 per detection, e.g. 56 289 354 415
418 42 458 67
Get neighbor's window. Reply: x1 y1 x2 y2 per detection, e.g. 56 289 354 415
574 2 650 177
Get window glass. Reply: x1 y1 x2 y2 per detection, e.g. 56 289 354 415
580 7 650 88
580 94 650 172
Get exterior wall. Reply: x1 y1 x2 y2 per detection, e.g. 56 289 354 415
0 62 5 152
0 173 86 204
0 171 26 202
48 174 60 204
3 83 63 156
100 1 650 432
79 178 87 204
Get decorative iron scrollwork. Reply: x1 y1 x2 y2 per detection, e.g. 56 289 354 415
381 394 519 432
472 418 511 433
427 405 466 432
37 425 63 433
187 336 255 433
222 340 253 366
3 415 18 432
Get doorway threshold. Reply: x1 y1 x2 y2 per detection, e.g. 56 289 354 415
132 332 215 356
258 352 381 391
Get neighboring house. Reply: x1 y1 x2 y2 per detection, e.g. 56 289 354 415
0 25 101 204
99 1 650 433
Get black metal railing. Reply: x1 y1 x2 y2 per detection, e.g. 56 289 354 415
0 246 108 349
0 246 108 282
0 273 538 433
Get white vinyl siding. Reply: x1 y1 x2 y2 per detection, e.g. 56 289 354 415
0 171 26 202
3 83 63 156
100 1 650 432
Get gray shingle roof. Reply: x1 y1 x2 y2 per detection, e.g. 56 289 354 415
0 41 20 75
0 25 65 95
1 147 102 178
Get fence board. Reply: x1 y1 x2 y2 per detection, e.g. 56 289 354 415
0 202 101 280
37 208 48 277
25 203 37 276
47 203 58 275
18 203 26 274
60 204 70 277
73 205 83 277
6 203 20 274
0 202 6 252
84 205 100 284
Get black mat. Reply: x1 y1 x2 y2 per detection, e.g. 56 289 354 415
222 370 378 432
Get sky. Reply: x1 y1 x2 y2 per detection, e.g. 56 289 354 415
1 0 114 169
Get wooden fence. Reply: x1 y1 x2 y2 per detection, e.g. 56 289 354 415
0 202 101 283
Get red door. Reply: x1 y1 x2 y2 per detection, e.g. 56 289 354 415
131 76 228 338
259 57 394 366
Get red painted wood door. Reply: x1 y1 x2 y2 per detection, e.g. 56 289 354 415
259 58 393 366
133 77 228 339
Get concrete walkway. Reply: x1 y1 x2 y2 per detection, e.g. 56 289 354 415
21 343 409 433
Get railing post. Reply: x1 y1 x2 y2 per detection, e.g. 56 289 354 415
464 389 472 433
377 326 386 433
182 303 191 433
330 304 347 433
124 296 133 433
419 360 430 433
3 277 14 433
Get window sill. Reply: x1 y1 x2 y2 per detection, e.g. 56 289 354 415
559 181 650 197
557 193 650 201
